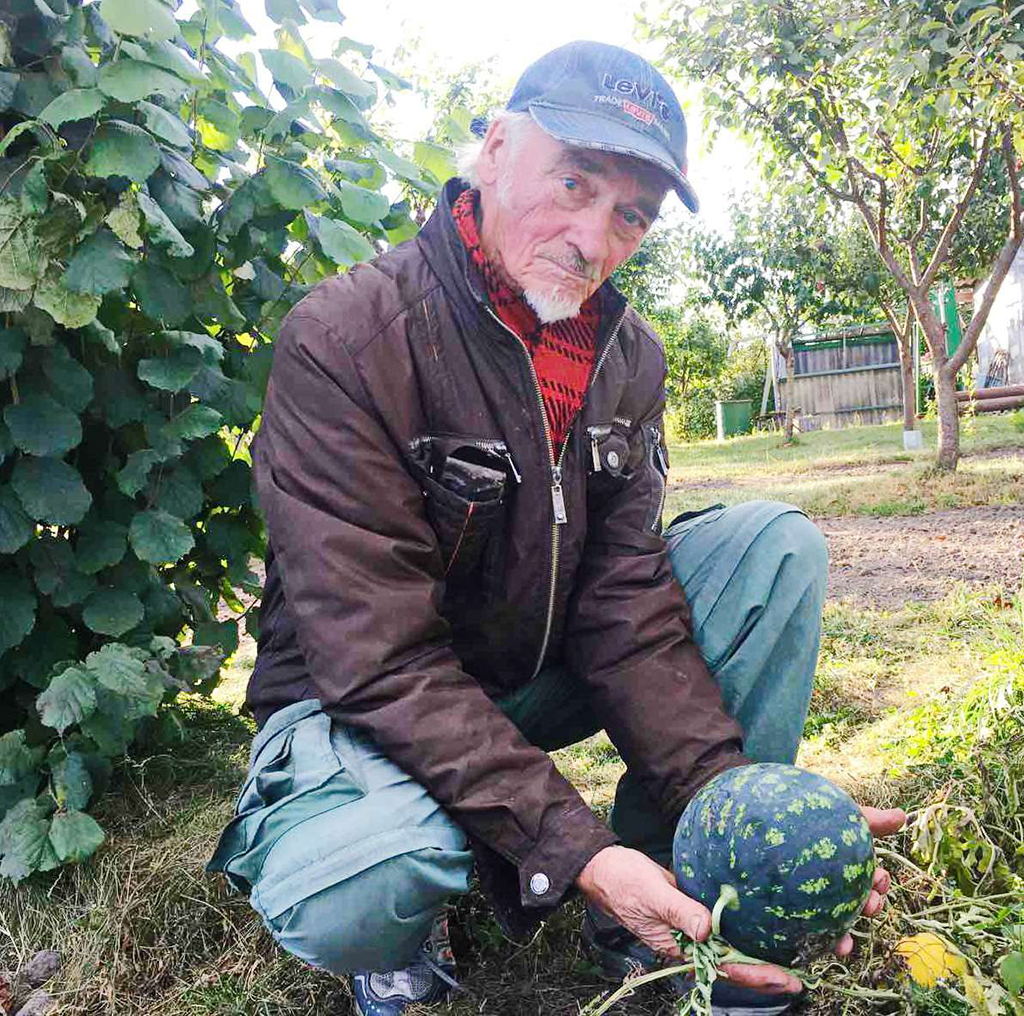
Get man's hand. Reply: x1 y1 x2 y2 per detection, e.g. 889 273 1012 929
576 806 906 996
576 846 803 995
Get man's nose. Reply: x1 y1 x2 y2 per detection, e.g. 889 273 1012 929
566 203 612 269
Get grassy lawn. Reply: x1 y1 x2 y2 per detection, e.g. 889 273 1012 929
665 415 1024 519
2 420 1023 1016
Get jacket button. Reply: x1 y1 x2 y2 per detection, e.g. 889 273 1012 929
529 872 550 895
605 450 621 469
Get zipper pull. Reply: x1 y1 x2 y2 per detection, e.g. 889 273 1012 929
503 451 522 484
586 424 611 473
651 426 669 474
550 466 568 525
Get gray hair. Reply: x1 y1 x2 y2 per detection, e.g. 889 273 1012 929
456 110 535 189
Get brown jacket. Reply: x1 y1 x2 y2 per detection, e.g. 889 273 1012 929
247 180 746 925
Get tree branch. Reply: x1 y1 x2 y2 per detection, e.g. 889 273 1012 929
949 135 1024 373
919 128 994 293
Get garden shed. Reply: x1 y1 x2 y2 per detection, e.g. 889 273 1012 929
772 323 904 430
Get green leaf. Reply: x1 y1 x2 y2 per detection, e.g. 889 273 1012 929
49 809 105 863
265 0 306 25
0 487 34 553
82 588 145 636
61 45 99 88
136 190 194 258
0 328 26 378
85 642 149 695
131 262 191 326
19 163 48 216
30 534 97 608
99 59 188 104
138 348 203 392
413 141 456 186
208 458 251 508
296 0 344 22
0 731 44 787
0 199 46 290
313 59 375 101
4 394 81 457
367 62 411 91
76 520 128 574
137 100 192 149
33 270 101 328
306 211 375 266
1002 953 1024 996
194 618 239 659
100 0 178 40
39 88 104 127
11 457 92 525
36 667 97 733
130 508 195 564
85 121 161 183
52 753 93 811
334 36 373 59
116 449 163 497
42 346 94 413
339 181 389 224
5 616 76 690
65 227 134 296
0 571 36 654
105 190 144 248
0 799 53 883
152 464 203 519
315 86 369 128
196 98 240 152
260 48 313 92
163 329 224 363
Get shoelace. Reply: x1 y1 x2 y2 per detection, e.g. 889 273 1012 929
419 953 465 994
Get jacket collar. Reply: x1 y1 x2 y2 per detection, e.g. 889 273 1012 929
417 178 627 332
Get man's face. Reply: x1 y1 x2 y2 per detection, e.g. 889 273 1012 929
476 118 670 322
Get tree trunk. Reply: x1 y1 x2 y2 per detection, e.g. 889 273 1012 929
935 363 960 471
897 333 917 432
783 342 797 441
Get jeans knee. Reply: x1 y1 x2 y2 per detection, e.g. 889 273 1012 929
263 846 472 974
762 505 828 591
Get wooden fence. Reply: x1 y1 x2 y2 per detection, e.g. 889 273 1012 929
774 325 904 430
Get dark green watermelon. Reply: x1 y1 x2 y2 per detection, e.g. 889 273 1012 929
672 763 875 965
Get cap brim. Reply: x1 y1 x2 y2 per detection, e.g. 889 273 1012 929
528 104 700 213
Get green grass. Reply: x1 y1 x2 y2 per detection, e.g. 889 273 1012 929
2 422 1023 1016
665 415 1024 518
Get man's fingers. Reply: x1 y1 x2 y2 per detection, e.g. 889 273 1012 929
719 963 803 995
873 866 892 894
658 883 710 943
833 933 854 957
860 805 906 836
862 889 884 917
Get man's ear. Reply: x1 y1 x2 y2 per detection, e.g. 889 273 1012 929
476 119 508 188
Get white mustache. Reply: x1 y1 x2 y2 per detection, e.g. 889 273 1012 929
541 252 599 282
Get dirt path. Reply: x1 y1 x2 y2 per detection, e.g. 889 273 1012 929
819 505 1024 607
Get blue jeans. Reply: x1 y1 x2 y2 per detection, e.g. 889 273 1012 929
208 501 828 973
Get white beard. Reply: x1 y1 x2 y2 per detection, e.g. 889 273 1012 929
523 286 584 324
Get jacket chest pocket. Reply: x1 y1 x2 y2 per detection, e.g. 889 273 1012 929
409 435 513 584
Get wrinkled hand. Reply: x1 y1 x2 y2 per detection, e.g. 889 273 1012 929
576 846 804 995
830 805 905 956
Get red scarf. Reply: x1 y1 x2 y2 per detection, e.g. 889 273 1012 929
452 189 599 457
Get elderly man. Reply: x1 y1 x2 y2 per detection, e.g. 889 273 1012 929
209 41 902 1016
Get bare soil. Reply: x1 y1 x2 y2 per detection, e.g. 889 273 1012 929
819 504 1024 607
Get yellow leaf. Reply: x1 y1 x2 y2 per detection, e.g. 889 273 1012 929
895 932 968 987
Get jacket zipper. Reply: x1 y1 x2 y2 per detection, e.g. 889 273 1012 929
648 424 669 531
486 305 626 679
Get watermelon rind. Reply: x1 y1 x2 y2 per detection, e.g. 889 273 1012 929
672 763 875 965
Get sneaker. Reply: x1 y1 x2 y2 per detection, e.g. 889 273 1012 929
581 905 796 1016
352 911 460 1016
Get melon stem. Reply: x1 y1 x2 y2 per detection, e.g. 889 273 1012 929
711 884 739 937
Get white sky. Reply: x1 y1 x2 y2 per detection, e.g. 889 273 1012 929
228 0 758 233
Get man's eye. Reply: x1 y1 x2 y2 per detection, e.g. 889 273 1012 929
622 210 642 227
562 178 578 191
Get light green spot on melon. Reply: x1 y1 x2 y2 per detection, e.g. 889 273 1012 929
841 828 858 846
798 877 829 894
786 799 805 815
803 792 832 809
843 863 864 881
680 863 695 878
765 828 785 846
765 905 786 918
831 899 860 918
813 837 837 859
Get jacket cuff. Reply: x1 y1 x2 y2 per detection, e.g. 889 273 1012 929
664 750 751 825
516 800 619 908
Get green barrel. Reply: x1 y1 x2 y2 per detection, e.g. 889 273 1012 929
715 399 753 440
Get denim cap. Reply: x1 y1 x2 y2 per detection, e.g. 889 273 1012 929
507 40 699 213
